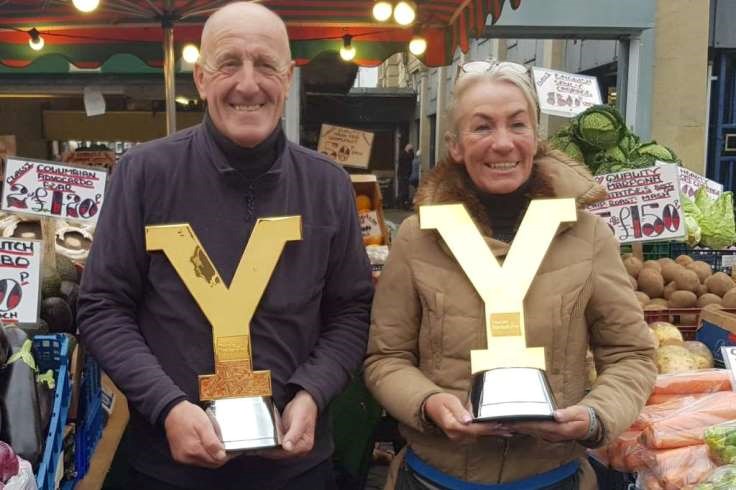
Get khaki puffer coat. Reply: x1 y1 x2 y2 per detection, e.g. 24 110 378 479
364 146 656 489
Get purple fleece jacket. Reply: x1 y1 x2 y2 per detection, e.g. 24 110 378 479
77 123 373 488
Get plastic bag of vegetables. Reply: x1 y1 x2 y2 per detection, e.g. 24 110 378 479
704 421 736 464
695 464 736 490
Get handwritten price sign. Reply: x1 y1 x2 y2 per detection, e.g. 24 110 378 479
531 67 602 118
0 238 41 324
587 165 686 243
1 157 107 223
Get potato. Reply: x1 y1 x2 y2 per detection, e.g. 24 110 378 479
723 289 736 308
658 257 676 268
663 281 678 300
706 272 736 297
623 256 643 278
638 268 665 299
673 268 700 292
650 322 684 346
675 254 694 266
686 261 713 282
655 345 699 374
643 260 662 272
683 341 714 369
661 263 684 283
648 298 670 307
696 283 709 297
697 293 722 307
668 290 697 308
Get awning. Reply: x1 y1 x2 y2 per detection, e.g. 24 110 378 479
0 0 522 69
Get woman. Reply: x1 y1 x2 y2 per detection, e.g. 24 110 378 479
363 60 656 490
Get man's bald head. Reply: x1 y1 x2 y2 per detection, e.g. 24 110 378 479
199 2 291 69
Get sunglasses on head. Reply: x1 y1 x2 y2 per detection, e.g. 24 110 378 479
455 59 531 83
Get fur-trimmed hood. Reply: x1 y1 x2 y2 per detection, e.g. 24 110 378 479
413 142 607 238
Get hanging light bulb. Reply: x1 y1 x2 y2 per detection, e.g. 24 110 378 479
409 35 427 56
72 0 100 13
28 28 44 51
182 44 200 63
393 1 416 25
372 1 393 22
340 35 356 62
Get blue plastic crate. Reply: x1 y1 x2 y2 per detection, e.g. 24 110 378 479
34 334 71 490
73 354 103 480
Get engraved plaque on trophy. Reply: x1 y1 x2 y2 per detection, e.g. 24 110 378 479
146 216 302 451
420 199 577 421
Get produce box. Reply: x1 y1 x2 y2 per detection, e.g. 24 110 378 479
351 174 390 246
696 308 736 367
34 334 71 490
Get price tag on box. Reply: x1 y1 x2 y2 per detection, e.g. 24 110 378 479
586 165 685 244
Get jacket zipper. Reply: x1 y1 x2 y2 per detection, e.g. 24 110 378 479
497 438 511 483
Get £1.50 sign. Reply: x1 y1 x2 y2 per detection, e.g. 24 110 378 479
2 157 107 223
586 165 685 244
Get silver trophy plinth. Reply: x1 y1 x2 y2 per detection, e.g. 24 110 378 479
205 396 283 452
470 367 557 422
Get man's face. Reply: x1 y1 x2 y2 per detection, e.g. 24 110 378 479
194 11 293 148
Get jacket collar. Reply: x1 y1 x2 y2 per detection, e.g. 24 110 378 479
413 143 607 254
194 122 286 188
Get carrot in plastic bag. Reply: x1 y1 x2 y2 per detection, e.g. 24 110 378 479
651 369 731 395
647 392 711 405
637 470 664 490
633 395 703 430
640 392 736 449
641 444 716 490
607 430 645 472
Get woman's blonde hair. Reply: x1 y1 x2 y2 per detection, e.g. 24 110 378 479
445 61 540 143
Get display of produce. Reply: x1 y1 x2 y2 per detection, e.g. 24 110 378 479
704 422 736 465
548 104 680 175
695 464 736 489
680 188 736 250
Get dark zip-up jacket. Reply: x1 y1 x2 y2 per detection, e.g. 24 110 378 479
77 123 373 488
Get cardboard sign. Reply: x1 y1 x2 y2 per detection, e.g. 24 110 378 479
1 157 107 224
721 347 736 387
587 165 685 243
317 124 374 169
0 238 41 324
63 149 116 172
670 164 723 201
531 67 602 118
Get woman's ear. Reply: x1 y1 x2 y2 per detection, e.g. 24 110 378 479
445 131 463 164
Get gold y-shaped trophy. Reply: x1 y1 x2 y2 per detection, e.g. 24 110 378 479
146 216 301 450
420 199 576 421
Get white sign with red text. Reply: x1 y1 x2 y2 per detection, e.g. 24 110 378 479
0 238 41 324
587 165 686 244
1 157 107 223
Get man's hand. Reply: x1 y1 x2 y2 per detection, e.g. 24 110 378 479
164 400 228 468
507 405 591 443
259 390 318 459
423 393 513 443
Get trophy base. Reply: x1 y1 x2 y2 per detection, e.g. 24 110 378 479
204 396 283 452
470 367 557 422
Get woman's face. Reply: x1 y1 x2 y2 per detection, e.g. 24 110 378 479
448 79 537 195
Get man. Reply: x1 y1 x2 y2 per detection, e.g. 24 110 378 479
397 143 414 209
77 3 373 489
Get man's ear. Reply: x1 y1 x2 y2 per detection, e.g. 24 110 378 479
193 63 207 101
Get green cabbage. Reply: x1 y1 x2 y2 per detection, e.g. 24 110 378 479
634 141 681 164
548 135 584 163
699 191 736 249
573 105 625 150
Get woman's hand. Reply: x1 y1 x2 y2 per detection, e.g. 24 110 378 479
423 393 513 443
507 405 592 443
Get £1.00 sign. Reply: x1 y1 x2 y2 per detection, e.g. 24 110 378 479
586 165 685 244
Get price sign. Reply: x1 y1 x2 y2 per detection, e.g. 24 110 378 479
1 156 107 223
531 67 602 118
721 346 736 392
669 164 723 201
0 238 41 324
587 165 685 243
